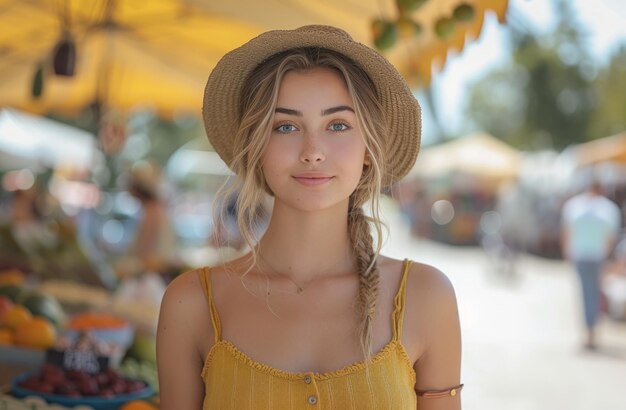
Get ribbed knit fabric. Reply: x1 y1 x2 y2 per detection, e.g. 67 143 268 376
199 259 417 409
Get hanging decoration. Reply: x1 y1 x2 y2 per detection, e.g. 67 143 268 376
453 3 476 22
52 31 77 77
397 15 423 39
372 0 478 46
31 62 45 99
434 3 476 39
372 0 429 51
396 0 428 13
434 17 456 39
372 18 399 51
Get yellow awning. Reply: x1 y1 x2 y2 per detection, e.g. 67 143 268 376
0 0 509 118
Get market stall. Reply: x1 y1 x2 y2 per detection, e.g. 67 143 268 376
396 132 522 245
0 270 161 409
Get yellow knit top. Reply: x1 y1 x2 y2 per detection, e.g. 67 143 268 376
199 259 417 409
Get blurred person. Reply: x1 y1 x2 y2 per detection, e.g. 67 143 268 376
561 180 622 349
602 233 626 321
157 26 462 409
116 160 179 278
10 182 57 254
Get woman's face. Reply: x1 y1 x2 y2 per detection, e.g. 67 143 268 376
261 67 367 212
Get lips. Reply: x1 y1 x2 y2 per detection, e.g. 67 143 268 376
292 174 334 186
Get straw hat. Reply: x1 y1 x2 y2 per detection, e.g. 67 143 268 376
202 25 421 186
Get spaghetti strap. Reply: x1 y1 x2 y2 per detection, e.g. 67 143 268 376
391 259 412 341
198 267 222 343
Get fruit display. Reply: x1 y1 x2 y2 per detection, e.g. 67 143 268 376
11 364 154 410
0 280 64 353
17 364 148 398
68 312 128 330
120 358 158 393
10 331 155 410
0 298 57 350
17 289 66 326
14 317 57 349
0 274 162 408
61 311 134 367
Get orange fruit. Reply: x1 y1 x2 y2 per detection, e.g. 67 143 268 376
0 269 25 286
0 296 14 321
1 305 32 330
0 328 13 345
14 316 56 349
119 401 157 410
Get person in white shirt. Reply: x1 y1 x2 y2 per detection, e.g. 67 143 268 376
561 180 622 349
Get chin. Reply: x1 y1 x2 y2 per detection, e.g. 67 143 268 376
277 195 350 213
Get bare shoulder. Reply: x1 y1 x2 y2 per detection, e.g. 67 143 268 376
382 257 460 353
157 268 212 408
377 256 456 303
158 268 213 354
162 268 208 312
406 261 457 306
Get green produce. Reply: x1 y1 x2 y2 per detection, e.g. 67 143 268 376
124 334 157 364
17 290 66 327
120 358 159 392
0 284 25 303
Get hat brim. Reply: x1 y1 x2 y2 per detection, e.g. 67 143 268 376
203 25 421 186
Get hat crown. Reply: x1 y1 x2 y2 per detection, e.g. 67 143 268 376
294 25 353 40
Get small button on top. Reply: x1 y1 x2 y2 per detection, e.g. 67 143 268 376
304 375 312 384
307 395 318 405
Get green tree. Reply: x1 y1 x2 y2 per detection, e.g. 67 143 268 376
588 46 626 138
466 0 597 150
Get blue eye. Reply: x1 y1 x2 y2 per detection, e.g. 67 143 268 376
329 123 349 132
275 123 297 133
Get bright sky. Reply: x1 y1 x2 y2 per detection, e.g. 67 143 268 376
423 0 626 145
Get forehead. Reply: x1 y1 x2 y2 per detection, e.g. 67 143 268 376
277 68 352 104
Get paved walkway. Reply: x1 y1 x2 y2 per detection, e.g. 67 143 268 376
380 199 626 410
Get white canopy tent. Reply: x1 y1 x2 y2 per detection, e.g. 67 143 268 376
408 132 522 184
0 109 99 170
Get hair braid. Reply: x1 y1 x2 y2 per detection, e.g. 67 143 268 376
349 200 380 361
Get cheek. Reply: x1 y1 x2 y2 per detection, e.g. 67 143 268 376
337 141 367 174
261 143 285 187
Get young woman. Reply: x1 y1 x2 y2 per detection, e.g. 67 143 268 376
157 25 462 409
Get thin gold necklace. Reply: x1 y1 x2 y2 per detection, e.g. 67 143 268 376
257 249 352 296
258 253 305 295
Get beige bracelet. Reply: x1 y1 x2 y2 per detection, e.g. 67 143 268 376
416 384 464 398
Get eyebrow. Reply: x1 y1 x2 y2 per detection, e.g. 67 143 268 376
274 105 355 117
321 105 355 116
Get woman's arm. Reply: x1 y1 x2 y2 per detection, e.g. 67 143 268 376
411 265 462 410
157 271 208 409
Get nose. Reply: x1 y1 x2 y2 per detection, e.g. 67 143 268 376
299 134 325 164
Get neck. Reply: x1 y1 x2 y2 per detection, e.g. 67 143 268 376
256 199 356 284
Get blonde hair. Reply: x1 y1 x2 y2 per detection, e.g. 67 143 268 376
215 48 387 361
